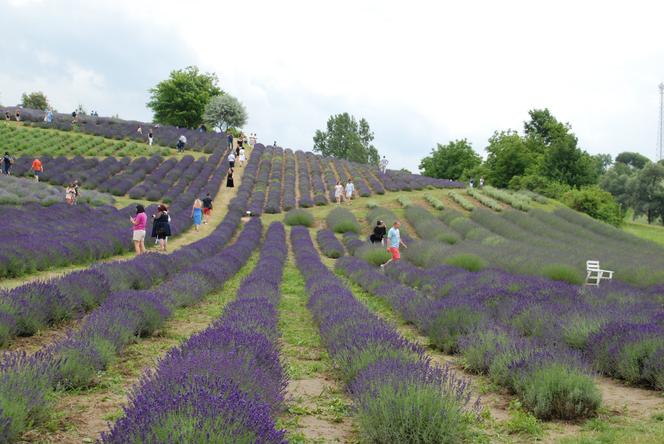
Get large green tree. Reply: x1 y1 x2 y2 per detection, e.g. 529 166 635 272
484 130 536 187
313 113 379 165
147 66 222 129
203 94 248 131
615 151 651 170
20 91 50 111
419 139 481 180
628 162 664 224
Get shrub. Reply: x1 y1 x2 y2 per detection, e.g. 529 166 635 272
513 363 601 420
428 307 484 353
356 382 471 444
316 229 345 258
561 186 622 227
481 186 532 211
467 188 502 211
397 196 412 207
541 264 583 285
284 209 314 227
448 191 475 211
326 207 361 234
423 193 445 210
443 254 486 272
358 245 391 266
366 200 378 209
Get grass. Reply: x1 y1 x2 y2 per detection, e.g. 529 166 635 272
1 121 203 159
278 256 356 442
623 221 664 247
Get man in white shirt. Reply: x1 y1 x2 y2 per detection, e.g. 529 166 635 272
345 180 355 204
379 156 388 173
228 152 236 168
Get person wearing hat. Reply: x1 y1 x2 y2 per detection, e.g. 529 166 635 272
370 220 387 245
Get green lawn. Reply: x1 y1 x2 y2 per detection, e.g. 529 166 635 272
623 221 664 246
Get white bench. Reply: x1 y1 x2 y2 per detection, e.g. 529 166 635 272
585 260 614 286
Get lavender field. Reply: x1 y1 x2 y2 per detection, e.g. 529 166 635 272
0 118 662 444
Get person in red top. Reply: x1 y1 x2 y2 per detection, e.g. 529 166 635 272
130 204 147 255
31 158 44 182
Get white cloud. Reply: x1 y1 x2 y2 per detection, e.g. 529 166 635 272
3 0 664 170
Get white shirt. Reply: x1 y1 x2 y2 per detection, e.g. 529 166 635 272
239 149 245 157
345 183 354 194
179 135 187 143
228 153 236 161
334 184 343 195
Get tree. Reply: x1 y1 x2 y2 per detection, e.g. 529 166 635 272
591 153 613 176
313 113 379 165
147 66 222 129
484 130 536 187
20 91 49 111
615 151 651 170
419 139 481 180
203 94 248 131
524 108 571 147
628 162 664 224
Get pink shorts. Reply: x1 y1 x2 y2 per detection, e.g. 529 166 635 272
388 247 400 260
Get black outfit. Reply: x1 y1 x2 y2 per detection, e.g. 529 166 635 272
370 225 387 244
202 197 213 209
3 155 11 174
151 212 172 240
235 146 240 157
226 171 234 188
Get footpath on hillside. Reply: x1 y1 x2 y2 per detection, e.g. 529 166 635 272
0 145 250 291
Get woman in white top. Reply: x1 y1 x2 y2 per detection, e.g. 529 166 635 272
238 148 246 166
334 181 344 204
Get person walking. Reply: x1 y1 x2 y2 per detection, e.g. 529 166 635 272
228 152 236 169
136 126 143 135
345 179 355 204
148 129 154 146
370 220 387 245
191 198 203 231
469 178 475 189
226 168 235 188
31 158 44 182
151 204 172 252
4 111 9 121
238 147 246 166
202 192 213 224
334 180 344 204
2 152 13 175
130 204 147 255
479 176 485 188
15 110 20 122
227 133 233 151
381 220 407 269
72 180 80 204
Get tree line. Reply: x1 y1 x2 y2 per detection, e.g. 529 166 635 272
419 109 664 226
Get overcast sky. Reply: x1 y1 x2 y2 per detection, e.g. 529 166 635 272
2 0 664 171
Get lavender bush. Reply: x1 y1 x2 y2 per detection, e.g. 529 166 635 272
316 229 345 258
291 226 479 443
103 222 287 443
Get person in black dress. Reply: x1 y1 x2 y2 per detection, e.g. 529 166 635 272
226 168 234 188
370 220 387 245
151 204 172 252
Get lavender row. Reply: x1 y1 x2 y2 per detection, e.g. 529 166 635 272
321 158 338 202
282 149 296 211
291 226 478 443
315 229 345 258
0 203 134 278
0 217 260 442
103 221 287 443
264 147 284 214
306 153 328 205
3 106 228 153
337 256 604 420
228 144 265 215
295 151 313 208
247 147 273 216
0 203 244 347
